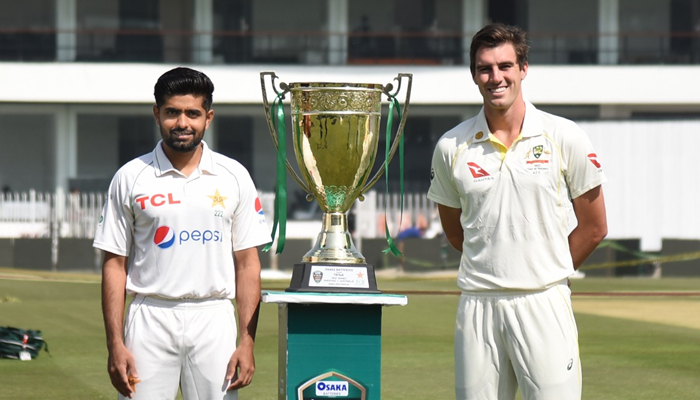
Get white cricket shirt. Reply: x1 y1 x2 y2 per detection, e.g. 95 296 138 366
428 101 607 291
93 140 271 299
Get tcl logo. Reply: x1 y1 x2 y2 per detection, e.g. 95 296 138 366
135 193 181 210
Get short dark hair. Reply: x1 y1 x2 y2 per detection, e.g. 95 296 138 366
153 67 214 110
470 23 529 76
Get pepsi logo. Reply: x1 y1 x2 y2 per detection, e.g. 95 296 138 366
154 226 175 249
255 197 264 215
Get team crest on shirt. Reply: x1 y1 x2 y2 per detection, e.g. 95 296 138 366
525 145 551 174
208 189 227 208
532 145 543 159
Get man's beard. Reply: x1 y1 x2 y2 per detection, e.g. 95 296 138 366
162 128 204 153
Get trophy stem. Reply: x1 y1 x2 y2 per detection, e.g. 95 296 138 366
303 212 365 264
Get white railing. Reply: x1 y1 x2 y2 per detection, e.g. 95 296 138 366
0 190 441 241
0 190 106 239
373 192 442 238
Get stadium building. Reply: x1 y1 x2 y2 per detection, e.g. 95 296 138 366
1 0 698 274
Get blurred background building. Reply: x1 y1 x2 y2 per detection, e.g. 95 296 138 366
0 0 698 274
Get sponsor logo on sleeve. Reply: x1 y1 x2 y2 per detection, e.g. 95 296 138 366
255 197 264 215
255 197 267 224
587 153 602 169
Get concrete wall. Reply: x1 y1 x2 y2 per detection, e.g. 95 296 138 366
2 238 697 278
13 238 52 270
58 238 100 271
0 239 13 267
660 239 700 277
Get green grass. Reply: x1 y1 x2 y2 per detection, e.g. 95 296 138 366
0 272 699 399
578 313 700 399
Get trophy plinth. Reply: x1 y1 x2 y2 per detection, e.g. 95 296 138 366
260 72 412 294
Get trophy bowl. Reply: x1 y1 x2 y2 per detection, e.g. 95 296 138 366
261 72 412 293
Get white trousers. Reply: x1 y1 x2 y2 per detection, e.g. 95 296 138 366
121 295 238 400
455 283 582 400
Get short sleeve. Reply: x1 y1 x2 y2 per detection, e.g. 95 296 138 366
428 138 462 209
561 123 607 199
231 170 272 251
93 172 134 256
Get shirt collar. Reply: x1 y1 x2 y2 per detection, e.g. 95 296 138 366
153 140 216 177
471 100 543 143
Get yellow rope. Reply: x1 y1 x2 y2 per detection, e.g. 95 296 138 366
579 251 700 271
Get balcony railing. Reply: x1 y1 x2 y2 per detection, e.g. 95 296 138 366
3 28 700 65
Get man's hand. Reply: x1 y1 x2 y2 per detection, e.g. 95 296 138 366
101 252 133 397
226 342 255 391
437 204 464 252
229 246 262 392
107 343 138 398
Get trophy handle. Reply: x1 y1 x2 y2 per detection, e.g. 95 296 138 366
260 71 312 194
359 73 413 199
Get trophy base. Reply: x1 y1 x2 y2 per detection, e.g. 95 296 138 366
286 262 381 294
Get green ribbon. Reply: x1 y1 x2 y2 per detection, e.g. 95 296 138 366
263 94 287 254
382 95 405 257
